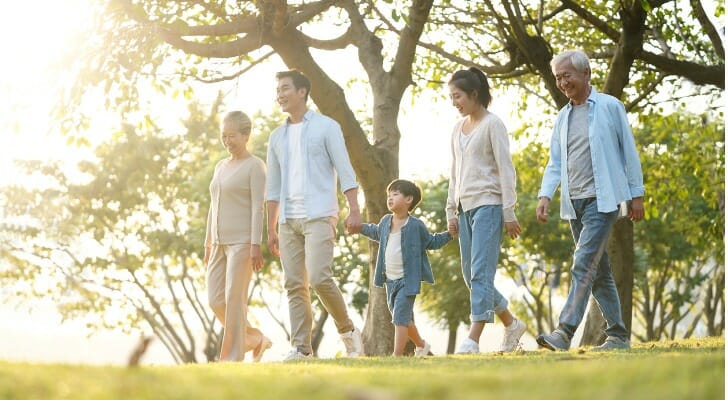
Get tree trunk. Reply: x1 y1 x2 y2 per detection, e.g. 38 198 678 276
361 195 395 355
447 325 457 354
311 307 329 356
581 217 634 346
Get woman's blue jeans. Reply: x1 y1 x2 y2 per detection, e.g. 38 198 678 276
458 205 509 323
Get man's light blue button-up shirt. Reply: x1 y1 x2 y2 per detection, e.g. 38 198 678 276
266 109 359 223
538 88 645 219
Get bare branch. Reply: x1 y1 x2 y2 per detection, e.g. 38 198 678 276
164 15 260 37
289 0 340 27
344 0 386 83
560 0 620 41
158 30 263 58
689 0 725 59
300 26 354 50
160 257 197 356
391 0 435 89
416 39 521 75
638 51 725 89
625 73 665 112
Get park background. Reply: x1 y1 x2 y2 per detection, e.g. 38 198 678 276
0 0 724 365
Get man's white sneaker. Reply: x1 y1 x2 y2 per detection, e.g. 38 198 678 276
455 337 480 354
414 341 431 357
283 348 312 362
340 327 363 357
500 318 527 352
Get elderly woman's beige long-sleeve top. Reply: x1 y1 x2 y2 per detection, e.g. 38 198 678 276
205 156 266 246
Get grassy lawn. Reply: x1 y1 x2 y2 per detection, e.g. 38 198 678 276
0 337 723 400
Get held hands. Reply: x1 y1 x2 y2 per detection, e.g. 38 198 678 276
447 218 459 237
345 210 362 234
536 197 550 222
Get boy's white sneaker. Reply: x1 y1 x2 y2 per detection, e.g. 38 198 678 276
340 327 363 357
414 341 431 357
455 337 480 354
500 318 527 352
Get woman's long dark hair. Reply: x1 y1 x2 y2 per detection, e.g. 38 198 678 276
448 67 492 108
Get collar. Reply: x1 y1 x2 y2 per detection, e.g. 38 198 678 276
286 109 314 125
566 87 596 110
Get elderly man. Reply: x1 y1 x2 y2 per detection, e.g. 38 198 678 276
535 50 645 351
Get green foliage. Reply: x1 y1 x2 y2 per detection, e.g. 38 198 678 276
0 96 285 363
631 111 725 340
0 337 722 400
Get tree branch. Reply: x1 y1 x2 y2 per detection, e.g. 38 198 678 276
689 0 725 59
345 0 386 84
560 0 620 41
390 0 434 91
638 51 725 88
160 257 197 356
158 30 263 58
299 27 354 50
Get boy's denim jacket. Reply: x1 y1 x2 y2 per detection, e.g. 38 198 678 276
361 214 452 296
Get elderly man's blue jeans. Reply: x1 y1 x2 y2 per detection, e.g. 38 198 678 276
458 205 509 323
558 198 629 341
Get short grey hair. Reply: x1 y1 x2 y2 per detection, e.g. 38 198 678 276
551 50 591 73
222 111 252 134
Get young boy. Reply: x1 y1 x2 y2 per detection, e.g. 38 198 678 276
358 179 453 356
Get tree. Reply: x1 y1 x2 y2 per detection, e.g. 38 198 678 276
418 0 724 344
0 97 295 363
63 0 440 355
1 100 223 362
631 111 724 340
59 0 723 353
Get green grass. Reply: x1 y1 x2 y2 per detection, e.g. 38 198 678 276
0 337 723 400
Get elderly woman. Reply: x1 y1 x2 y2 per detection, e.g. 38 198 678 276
204 111 271 362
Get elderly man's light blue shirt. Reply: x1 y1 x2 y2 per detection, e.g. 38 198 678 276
266 109 359 223
538 88 645 219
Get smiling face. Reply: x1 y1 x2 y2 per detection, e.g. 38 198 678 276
220 120 249 157
553 57 591 105
387 190 413 214
449 84 480 117
276 76 307 115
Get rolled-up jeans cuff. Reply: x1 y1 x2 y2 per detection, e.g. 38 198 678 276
494 297 508 315
471 310 495 323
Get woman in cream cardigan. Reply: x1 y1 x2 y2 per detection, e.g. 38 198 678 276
446 68 527 355
204 111 271 362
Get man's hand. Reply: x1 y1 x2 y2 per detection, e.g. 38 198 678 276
536 197 550 222
345 211 362 234
343 188 362 234
204 245 211 265
629 197 644 222
267 229 280 258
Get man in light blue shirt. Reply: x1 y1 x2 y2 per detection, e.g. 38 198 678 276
266 70 363 360
535 50 645 352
